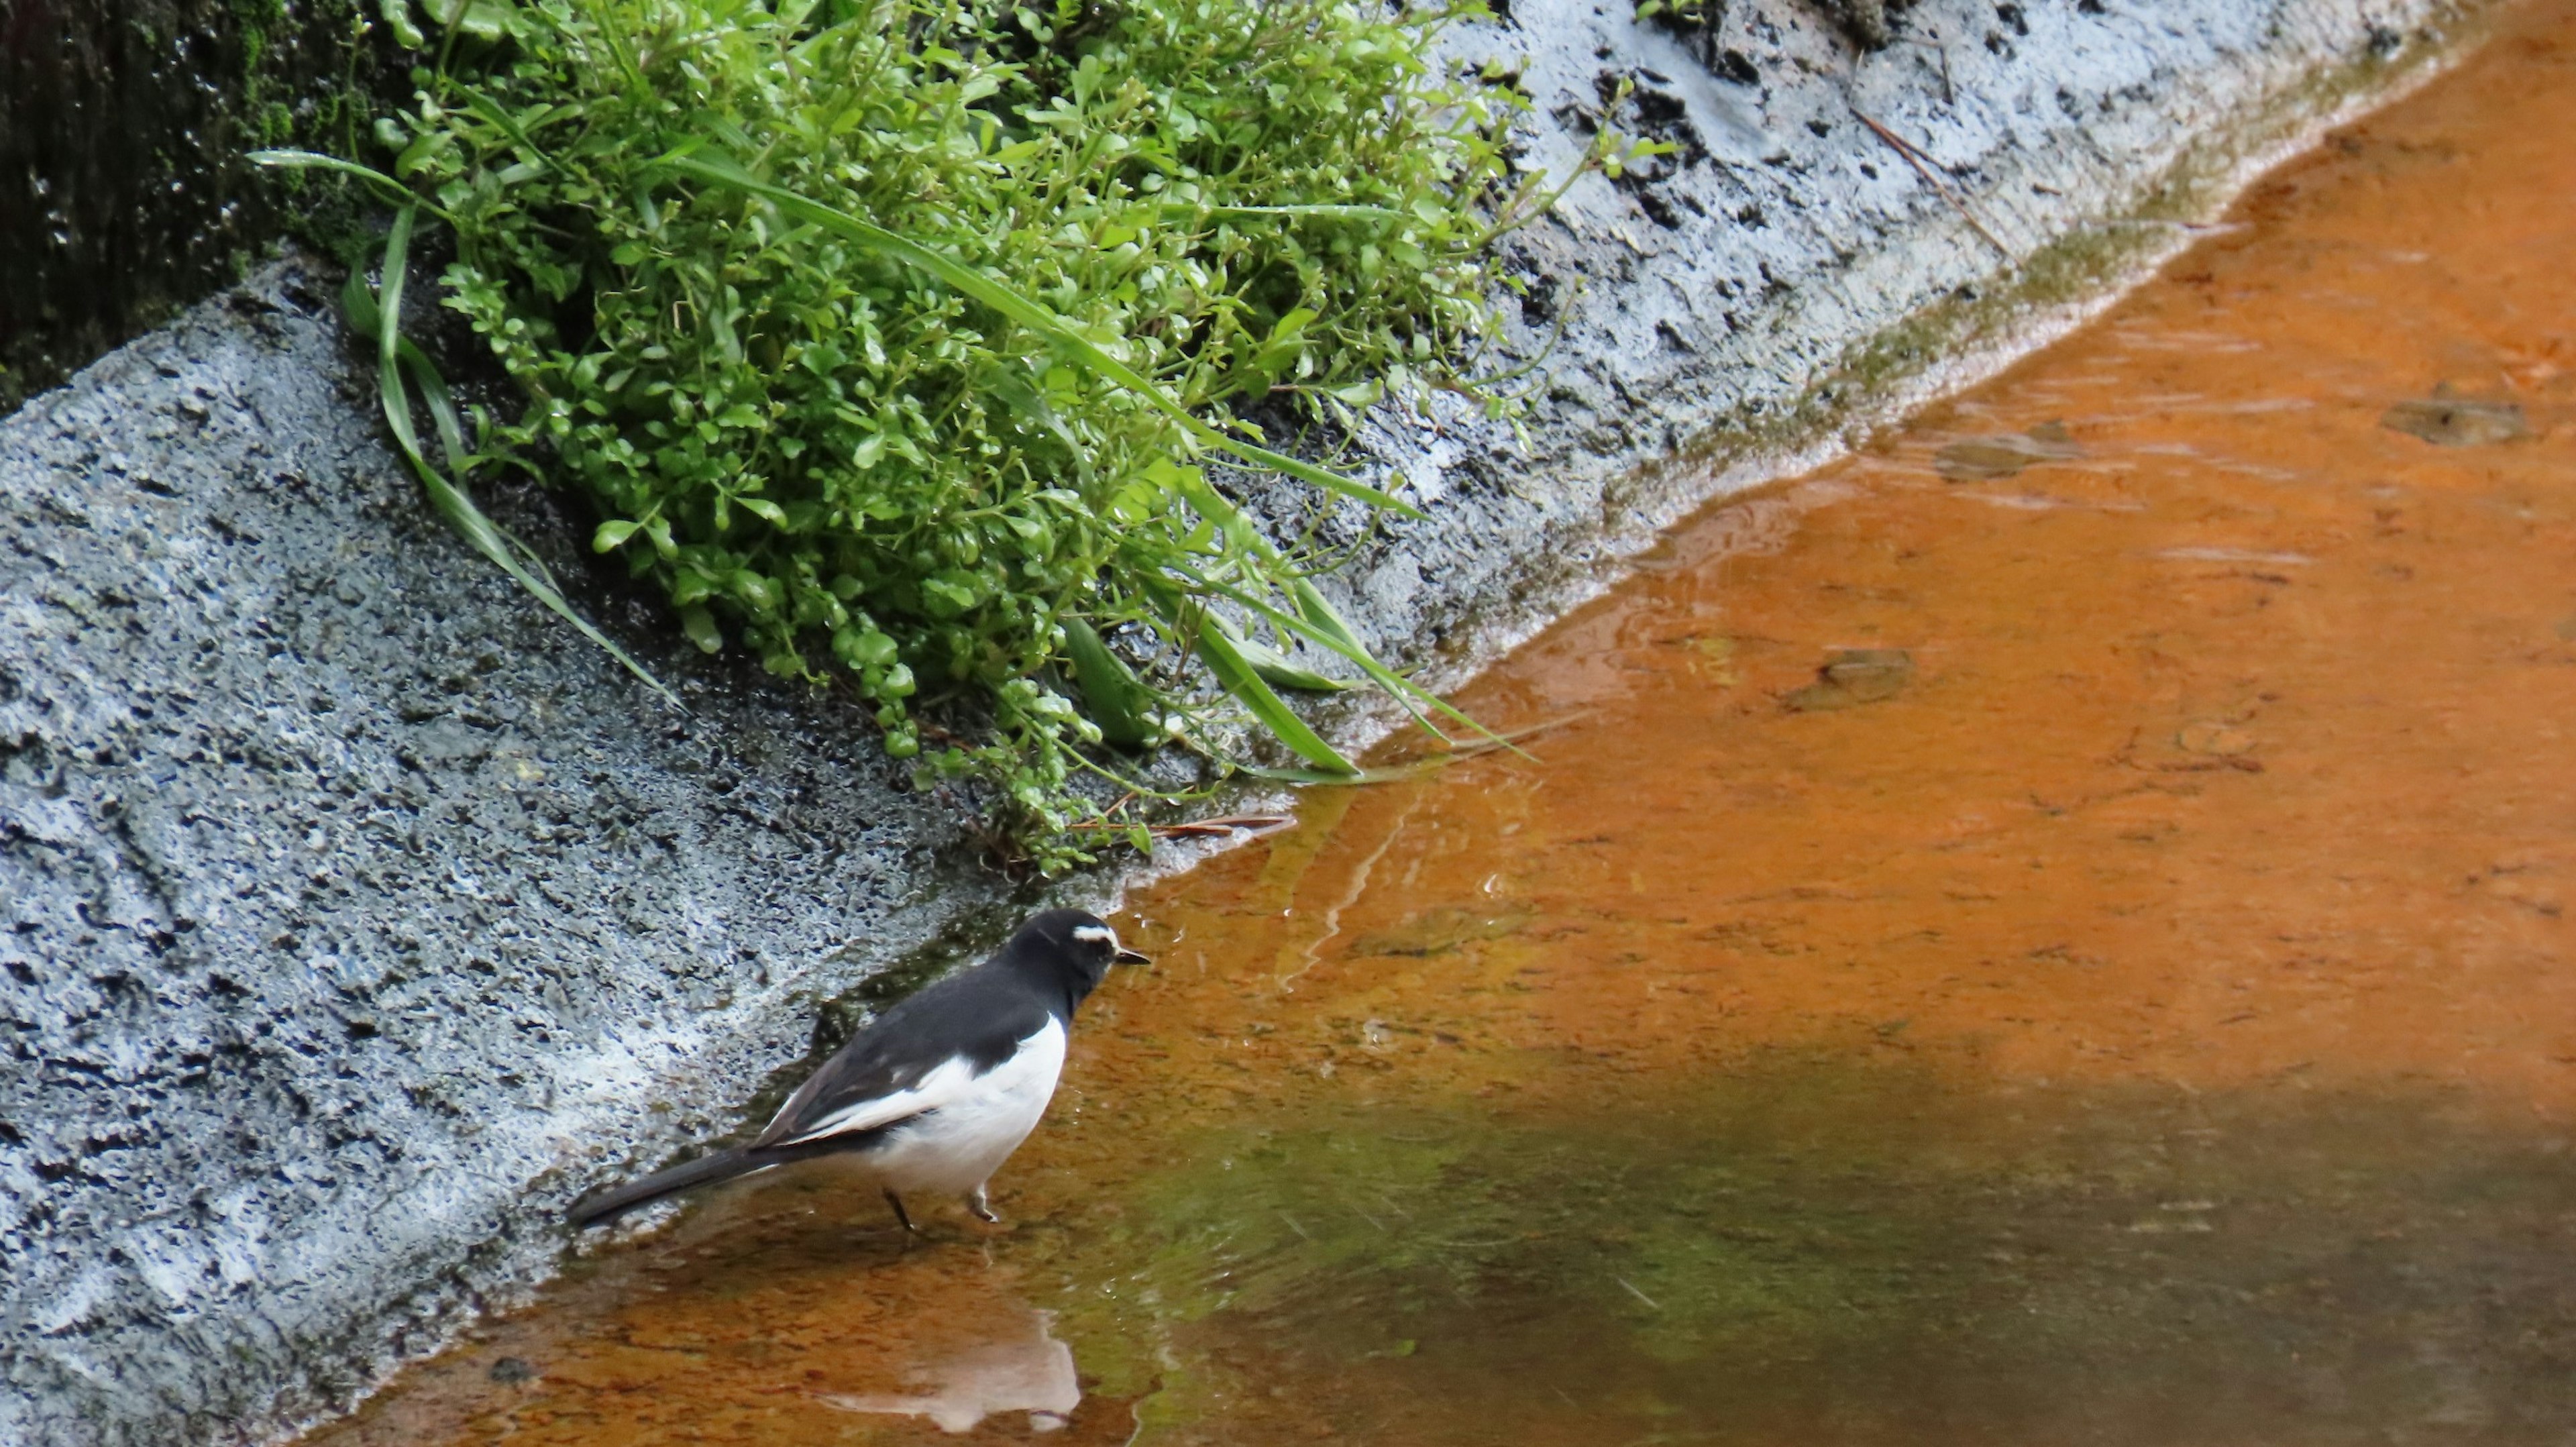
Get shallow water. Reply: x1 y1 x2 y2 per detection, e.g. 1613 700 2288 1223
305 5 2576 1443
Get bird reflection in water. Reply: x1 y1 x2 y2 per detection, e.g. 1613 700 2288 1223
818 1307 1082 1434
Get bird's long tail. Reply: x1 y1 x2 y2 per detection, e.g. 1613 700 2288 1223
569 1146 779 1229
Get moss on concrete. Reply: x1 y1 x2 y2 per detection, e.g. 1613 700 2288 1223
0 0 386 413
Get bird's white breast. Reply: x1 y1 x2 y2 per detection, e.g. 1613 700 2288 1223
863 1019 1067 1195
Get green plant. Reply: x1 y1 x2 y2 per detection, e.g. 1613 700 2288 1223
266 0 1589 869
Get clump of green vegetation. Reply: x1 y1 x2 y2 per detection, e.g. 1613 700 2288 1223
268 0 1598 868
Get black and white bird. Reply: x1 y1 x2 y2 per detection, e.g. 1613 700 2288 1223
569 908 1147 1234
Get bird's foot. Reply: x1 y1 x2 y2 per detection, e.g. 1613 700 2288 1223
883 1188 918 1238
965 1185 1001 1224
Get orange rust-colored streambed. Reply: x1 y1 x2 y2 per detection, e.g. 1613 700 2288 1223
309 9 2576 1445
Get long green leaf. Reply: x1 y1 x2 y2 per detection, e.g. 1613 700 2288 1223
249 149 452 219
1174 481 1367 691
1063 619 1161 748
1181 481 1377 665
396 337 572 591
1172 465 1491 740
1292 578 1368 656
656 151 1425 520
457 87 561 174
1228 627 1355 692
1163 203 1408 222
1185 566 1531 756
1191 609 1355 773
395 338 473 479
372 209 429 459
340 264 382 340
1173 475 1366 669
371 206 678 706
1238 712 1582 784
1175 474 1275 560
1240 759 1448 785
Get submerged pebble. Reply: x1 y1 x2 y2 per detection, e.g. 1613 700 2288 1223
2380 394 2528 445
1935 421 2083 480
1784 648 1915 711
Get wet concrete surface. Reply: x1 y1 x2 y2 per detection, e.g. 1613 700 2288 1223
0 1 2505 1443
0 269 1031 1441
296 3 2576 1442
1259 0 2479 679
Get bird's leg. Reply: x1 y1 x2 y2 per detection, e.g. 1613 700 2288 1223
883 1188 917 1235
965 1183 1000 1224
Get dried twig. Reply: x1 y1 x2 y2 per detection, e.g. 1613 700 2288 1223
1150 814 1297 839
1850 107 2015 262
1903 33 1955 106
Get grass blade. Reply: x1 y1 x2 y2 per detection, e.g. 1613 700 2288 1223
1063 619 1161 748
1188 568 1534 757
1240 760 1446 785
370 205 677 706
1173 469 1499 742
250 149 451 219
457 87 561 172
1291 578 1367 655
1191 609 1355 773
341 266 383 339
1164 203 1408 222
396 339 473 479
1228 628 1355 692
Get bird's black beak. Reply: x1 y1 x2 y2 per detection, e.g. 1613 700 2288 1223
1114 945 1152 965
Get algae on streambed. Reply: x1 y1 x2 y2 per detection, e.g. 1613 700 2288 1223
1046 1063 2576 1444
311 1052 2576 1444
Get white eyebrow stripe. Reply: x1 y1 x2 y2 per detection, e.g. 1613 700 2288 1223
1071 924 1116 945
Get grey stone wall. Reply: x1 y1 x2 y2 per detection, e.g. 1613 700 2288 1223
0 1 2466 1441
1318 0 2459 668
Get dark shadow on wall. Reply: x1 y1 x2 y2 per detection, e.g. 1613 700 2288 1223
0 0 389 413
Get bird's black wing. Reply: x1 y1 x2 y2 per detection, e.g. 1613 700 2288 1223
751 965 1055 1150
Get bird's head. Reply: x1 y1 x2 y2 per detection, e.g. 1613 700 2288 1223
1011 907 1150 1007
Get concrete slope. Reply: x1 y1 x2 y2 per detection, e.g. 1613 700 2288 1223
1315 0 2466 665
0 1 2467 1441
